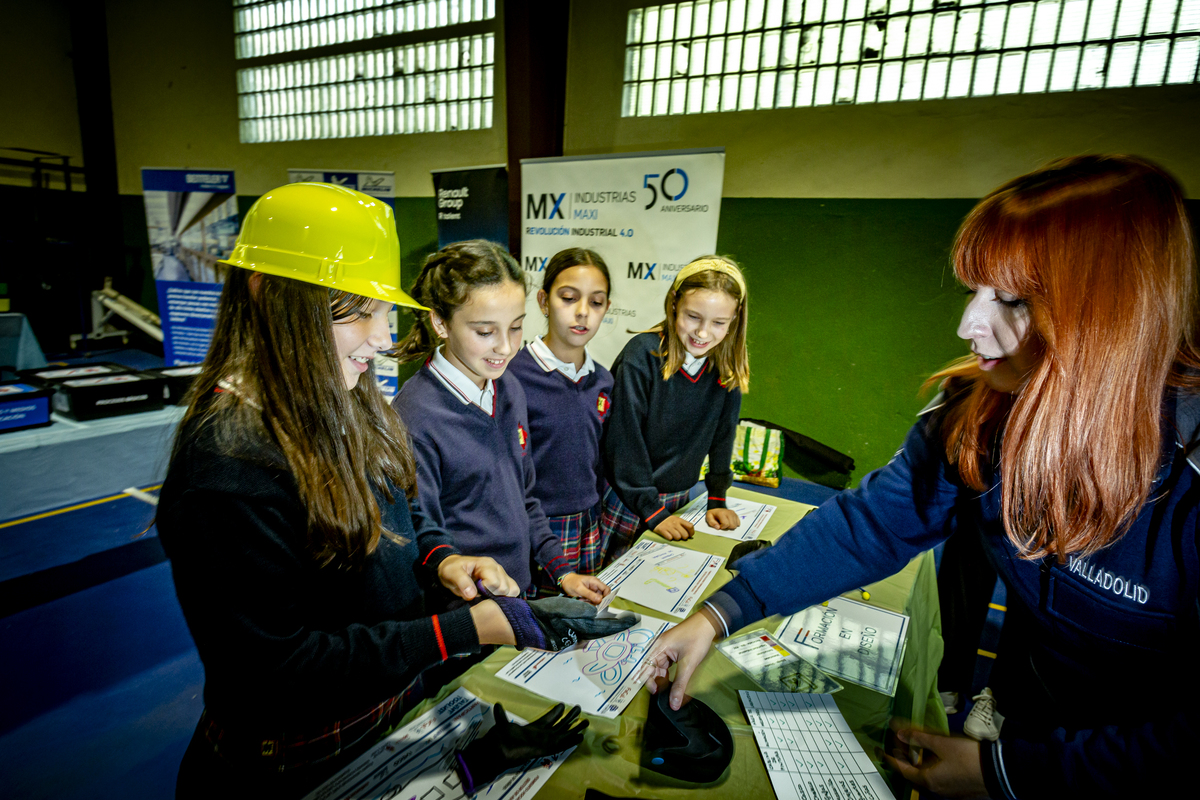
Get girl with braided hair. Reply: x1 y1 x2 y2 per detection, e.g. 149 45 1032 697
392 240 611 603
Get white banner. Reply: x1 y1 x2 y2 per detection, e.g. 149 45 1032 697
520 149 725 367
286 168 395 202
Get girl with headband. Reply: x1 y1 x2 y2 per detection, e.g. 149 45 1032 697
599 255 751 561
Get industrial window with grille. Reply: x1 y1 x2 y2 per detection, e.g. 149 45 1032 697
233 0 497 143
622 0 1200 115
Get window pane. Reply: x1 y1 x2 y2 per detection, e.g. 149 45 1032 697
615 0 1197 119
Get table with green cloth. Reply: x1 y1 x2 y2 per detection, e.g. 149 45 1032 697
406 487 947 799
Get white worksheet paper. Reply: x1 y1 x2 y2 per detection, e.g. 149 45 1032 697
595 540 724 617
677 492 778 541
303 687 570 800
775 597 910 697
740 691 892 800
497 613 676 718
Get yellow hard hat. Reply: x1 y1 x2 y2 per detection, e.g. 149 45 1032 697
221 182 425 310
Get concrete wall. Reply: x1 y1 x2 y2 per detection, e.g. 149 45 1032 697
0 0 83 189
565 0 1200 199
104 0 507 197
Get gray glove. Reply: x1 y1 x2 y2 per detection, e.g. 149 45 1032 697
476 580 638 651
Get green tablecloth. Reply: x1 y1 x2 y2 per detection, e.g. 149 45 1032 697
406 487 946 799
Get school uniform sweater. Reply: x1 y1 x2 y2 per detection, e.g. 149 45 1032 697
706 385 1200 799
157 410 477 735
603 332 742 529
392 364 572 592
507 343 614 516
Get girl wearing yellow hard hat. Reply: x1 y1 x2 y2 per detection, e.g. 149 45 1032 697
156 183 634 796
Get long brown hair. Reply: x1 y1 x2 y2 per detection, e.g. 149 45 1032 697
394 239 524 363
651 257 750 393
932 154 1200 561
172 267 417 569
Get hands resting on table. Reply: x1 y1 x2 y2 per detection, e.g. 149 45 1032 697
654 507 742 541
638 611 989 798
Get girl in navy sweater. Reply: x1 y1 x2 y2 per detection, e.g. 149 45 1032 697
600 256 751 561
392 240 611 604
508 248 615 591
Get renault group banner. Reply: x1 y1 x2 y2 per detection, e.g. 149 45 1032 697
286 168 396 207
143 168 239 366
431 164 509 248
519 148 725 367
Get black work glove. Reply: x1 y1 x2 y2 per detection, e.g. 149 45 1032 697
454 702 587 793
476 580 638 650
727 538 772 572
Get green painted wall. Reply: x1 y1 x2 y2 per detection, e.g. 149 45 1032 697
716 198 975 485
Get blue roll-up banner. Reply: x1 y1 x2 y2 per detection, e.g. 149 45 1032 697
142 168 239 366
431 164 509 248
288 169 402 398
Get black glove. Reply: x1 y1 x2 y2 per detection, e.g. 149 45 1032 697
476 580 638 651
727 539 772 572
454 702 587 793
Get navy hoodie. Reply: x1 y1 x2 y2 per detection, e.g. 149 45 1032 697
707 386 1200 799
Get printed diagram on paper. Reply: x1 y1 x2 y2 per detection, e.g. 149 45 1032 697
775 597 910 697
740 691 892 800
304 687 570 800
677 493 777 541
595 540 724 617
497 614 676 718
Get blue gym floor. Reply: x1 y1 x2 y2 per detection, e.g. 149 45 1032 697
0 490 202 800
0 475 1004 799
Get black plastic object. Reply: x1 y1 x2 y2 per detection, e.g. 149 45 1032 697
640 687 734 783
727 538 772 572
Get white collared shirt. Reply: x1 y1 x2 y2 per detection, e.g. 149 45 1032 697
527 335 596 382
682 351 707 377
428 347 495 415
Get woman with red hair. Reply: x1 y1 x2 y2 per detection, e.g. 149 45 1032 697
640 155 1200 798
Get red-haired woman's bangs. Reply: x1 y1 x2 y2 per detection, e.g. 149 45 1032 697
952 196 1039 303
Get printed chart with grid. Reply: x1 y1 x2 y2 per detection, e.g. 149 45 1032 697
624 0 1200 114
740 690 892 800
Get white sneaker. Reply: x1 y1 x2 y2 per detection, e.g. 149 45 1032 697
963 687 1004 742
939 691 960 715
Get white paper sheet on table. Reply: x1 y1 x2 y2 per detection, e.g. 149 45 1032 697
595 540 724 617
497 613 675 718
676 492 777 541
739 690 892 800
775 597 910 697
303 687 571 800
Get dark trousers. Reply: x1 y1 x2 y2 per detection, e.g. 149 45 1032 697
936 528 999 698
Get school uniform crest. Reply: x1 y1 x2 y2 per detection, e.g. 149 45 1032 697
518 423 528 452
597 392 610 419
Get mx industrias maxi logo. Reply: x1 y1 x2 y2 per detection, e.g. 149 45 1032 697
627 261 656 280
526 192 565 220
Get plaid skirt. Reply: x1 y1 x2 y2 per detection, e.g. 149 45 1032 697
599 485 692 565
533 504 604 595
197 669 430 773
